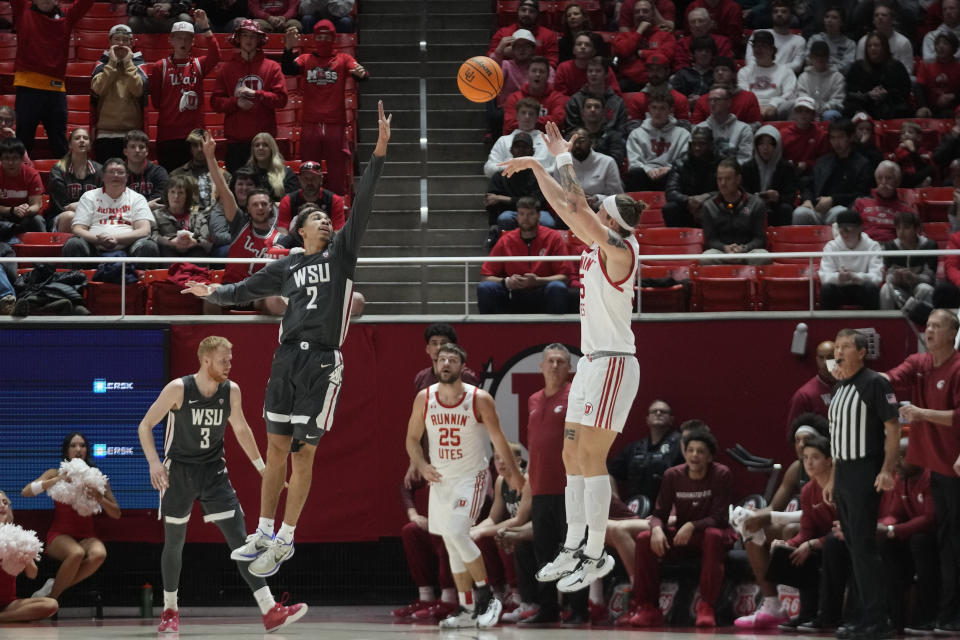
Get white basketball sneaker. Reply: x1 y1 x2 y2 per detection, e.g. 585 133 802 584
230 529 273 561
536 545 582 582
476 596 502 628
557 551 615 593
249 537 295 577
438 607 477 629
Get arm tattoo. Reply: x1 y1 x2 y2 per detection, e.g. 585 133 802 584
564 428 576 440
557 164 586 215
606 228 628 249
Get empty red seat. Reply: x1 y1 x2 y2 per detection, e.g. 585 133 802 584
144 269 204 315
690 264 756 311
638 264 688 312
82 268 146 315
918 186 954 223
635 227 704 265
12 232 72 263
767 225 833 265
756 263 818 311
627 190 667 210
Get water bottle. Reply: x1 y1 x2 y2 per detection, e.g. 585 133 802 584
899 401 911 425
791 322 808 356
140 582 153 618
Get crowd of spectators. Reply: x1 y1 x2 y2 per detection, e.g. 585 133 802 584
478 0 960 314
393 318 960 636
0 0 366 316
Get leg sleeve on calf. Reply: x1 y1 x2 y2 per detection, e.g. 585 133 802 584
564 475 586 548
583 475 611 558
214 510 268 593
161 521 188 593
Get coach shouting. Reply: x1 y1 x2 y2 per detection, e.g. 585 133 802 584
824 328 900 640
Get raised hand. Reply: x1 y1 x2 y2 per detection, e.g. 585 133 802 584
374 100 391 155
181 280 220 297
498 155 541 178
543 121 574 157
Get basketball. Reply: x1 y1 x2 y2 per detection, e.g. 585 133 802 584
457 56 503 103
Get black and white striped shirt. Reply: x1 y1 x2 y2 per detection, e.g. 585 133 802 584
828 367 899 462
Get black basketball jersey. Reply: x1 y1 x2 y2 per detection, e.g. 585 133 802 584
204 154 384 349
164 375 232 464
501 476 521 519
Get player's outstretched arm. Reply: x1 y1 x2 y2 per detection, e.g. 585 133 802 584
184 259 285 306
373 99 391 157
405 390 441 482
339 101 390 254
137 379 185 491
477 391 524 492
226 382 267 474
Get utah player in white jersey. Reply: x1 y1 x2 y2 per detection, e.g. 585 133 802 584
500 120 643 593
405 343 523 629
137 336 306 633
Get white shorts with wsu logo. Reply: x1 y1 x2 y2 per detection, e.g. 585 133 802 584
565 354 640 433
427 467 490 537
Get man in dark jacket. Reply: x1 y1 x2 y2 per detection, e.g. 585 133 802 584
701 158 768 263
662 127 719 227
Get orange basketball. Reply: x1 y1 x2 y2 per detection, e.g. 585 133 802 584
457 56 504 103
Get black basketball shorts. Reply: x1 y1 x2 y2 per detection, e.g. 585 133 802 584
263 343 343 445
160 460 242 525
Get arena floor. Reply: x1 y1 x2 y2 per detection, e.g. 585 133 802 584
0 606 819 639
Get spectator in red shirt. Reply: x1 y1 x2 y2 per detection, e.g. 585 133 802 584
612 0 677 91
780 98 829 176
212 19 289 173
276 160 344 230
624 53 691 122
478 196 575 314
628 423 734 628
281 20 368 196
559 3 604 63
885 310 960 634
503 57 567 134
892 122 935 189
564 57 628 133
691 57 762 125
250 0 301 32
854 161 918 243
148 13 221 171
916 32 960 118
673 7 732 71
0 137 44 242
619 0 676 32
554 35 620 97
786 340 836 440
934 228 960 307
684 0 744 55
488 0 559 69
877 443 938 633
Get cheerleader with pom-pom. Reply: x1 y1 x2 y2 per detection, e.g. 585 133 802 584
21 432 120 601
0 490 58 622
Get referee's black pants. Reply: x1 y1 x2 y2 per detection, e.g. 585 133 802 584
834 457 887 625
531 494 588 617
930 471 960 624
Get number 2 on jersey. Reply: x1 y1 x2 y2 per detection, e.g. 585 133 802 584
306 286 318 310
438 427 460 446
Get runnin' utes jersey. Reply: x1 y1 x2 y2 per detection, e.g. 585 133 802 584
424 383 489 479
164 375 232 465
578 235 639 355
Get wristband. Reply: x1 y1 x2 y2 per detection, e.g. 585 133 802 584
252 458 266 471
30 480 44 495
555 152 573 168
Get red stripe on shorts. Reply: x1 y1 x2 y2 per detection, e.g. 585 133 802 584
469 470 486 522
595 358 617 429
605 358 626 430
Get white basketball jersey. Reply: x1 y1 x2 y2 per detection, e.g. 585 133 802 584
424 383 489 478
578 236 639 355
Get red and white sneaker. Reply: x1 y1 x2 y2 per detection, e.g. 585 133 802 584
158 608 179 633
391 600 434 618
263 593 308 633
412 600 458 620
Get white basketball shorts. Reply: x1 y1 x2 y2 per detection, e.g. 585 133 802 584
565 354 640 433
427 467 490 537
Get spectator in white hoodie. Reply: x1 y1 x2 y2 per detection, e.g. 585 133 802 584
921 0 960 62
738 30 797 120
855 1 915 78
694 85 754 163
796 41 845 121
553 127 623 210
818 208 883 309
744 0 807 73
806 6 856 74
625 93 691 190
485 97 556 178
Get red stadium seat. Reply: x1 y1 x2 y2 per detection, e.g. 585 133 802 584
32 159 57 190
82 268 146 315
756 263 818 311
627 190 667 210
144 269 204 315
924 221 951 248
558 229 588 255
0 34 17 61
635 227 704 265
637 208 664 228
638 264 688 312
75 31 109 62
767 225 833 265
12 232 72 265
918 186 954 223
690 264 756 311
496 0 521 26
877 118 947 154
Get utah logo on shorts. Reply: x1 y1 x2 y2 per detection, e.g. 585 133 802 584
453 498 468 510
584 402 593 416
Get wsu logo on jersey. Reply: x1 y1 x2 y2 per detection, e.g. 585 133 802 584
235 75 264 95
191 408 223 425
306 67 339 86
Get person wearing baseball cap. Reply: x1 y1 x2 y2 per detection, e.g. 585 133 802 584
127 0 191 34
496 28 541 107
818 208 883 309
612 0 677 91
211 18 289 172
778 95 828 176
691 56 762 125
91 23 150 161
276 161 345 231
738 29 796 120
624 52 691 122
796 40 845 121
488 0 559 67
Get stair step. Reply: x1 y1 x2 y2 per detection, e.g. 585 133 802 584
356 263 483 283
360 243 486 258
378 174 489 195
362 0 490 12
365 76 483 93
380 160 483 176
363 300 478 314
371 60 479 78
365 228 481 244
357 281 478 303
361 12 493 29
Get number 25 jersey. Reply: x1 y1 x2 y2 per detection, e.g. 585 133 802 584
424 383 489 479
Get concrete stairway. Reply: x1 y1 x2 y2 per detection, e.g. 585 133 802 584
352 0 493 314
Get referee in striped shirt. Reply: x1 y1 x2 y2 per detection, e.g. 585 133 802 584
824 329 901 640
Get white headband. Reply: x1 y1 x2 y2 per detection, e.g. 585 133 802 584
602 195 634 232
794 425 819 439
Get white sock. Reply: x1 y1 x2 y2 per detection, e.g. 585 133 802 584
583 475 611 558
276 522 295 545
163 590 178 611
589 579 604 605
418 586 435 602
253 586 276 615
563 475 586 549
459 591 474 613
257 517 275 536
441 588 457 603
761 596 782 614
